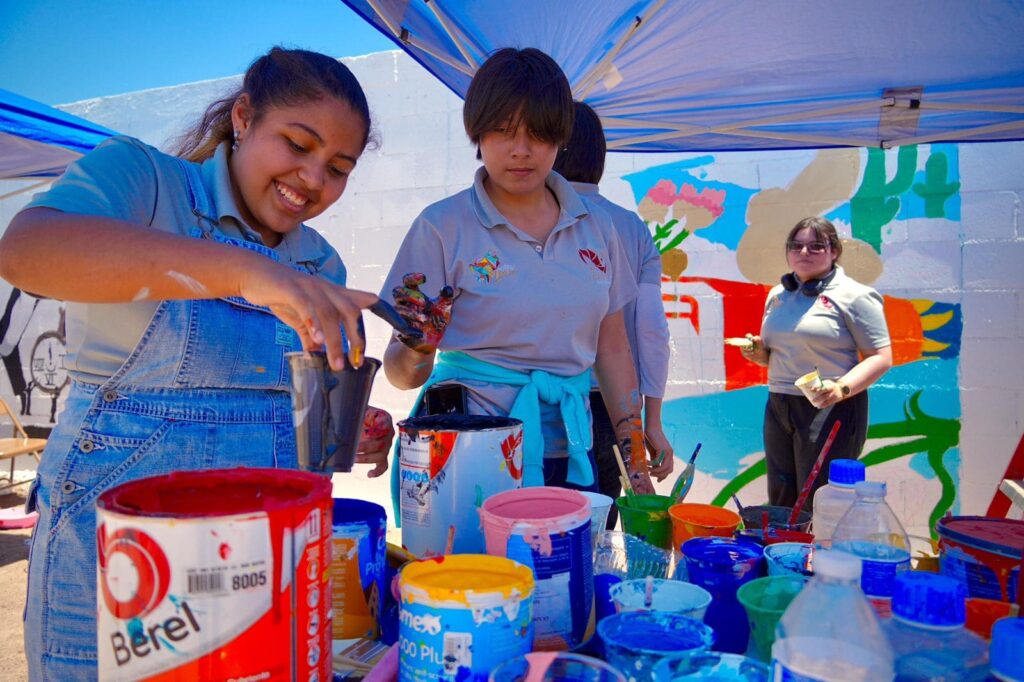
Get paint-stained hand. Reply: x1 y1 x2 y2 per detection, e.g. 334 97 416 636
392 273 454 354
644 426 675 482
356 406 394 478
741 333 770 366
622 433 657 495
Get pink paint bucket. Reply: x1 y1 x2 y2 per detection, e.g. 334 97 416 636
398 415 523 557
480 487 594 650
96 467 332 681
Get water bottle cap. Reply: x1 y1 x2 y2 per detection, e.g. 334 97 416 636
991 617 1024 680
891 572 965 626
828 459 866 486
813 549 861 581
854 480 886 498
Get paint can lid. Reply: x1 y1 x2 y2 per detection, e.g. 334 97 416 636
991 617 1024 681
891 572 966 627
828 459 865 486
813 549 861 581
853 480 886 499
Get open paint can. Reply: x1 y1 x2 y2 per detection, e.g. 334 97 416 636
96 468 332 681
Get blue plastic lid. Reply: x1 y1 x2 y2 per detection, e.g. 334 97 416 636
891 572 965 627
828 459 866 487
991 617 1024 681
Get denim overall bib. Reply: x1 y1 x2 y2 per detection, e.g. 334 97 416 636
24 159 309 681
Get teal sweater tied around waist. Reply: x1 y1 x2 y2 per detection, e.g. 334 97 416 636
390 350 594 525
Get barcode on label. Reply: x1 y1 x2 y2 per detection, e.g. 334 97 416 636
187 571 224 594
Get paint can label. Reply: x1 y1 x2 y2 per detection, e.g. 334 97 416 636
331 499 387 640
398 416 523 557
97 487 331 681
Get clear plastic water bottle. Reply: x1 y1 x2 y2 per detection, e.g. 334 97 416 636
990 617 1024 682
771 549 894 681
811 459 865 547
884 571 989 681
832 481 911 617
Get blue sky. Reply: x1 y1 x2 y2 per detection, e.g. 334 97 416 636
0 0 395 105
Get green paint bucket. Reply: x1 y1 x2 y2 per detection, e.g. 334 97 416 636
736 575 805 661
615 494 674 549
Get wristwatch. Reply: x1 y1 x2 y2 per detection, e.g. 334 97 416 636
837 381 851 397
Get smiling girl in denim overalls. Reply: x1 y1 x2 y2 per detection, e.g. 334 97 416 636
0 47 394 681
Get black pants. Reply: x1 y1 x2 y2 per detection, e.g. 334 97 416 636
590 390 622 528
763 391 868 510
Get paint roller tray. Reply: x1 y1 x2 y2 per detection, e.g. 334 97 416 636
0 507 37 529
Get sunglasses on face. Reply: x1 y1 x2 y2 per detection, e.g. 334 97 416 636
786 240 830 254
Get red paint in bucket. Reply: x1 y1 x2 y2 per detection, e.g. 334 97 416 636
936 516 1024 603
96 468 332 681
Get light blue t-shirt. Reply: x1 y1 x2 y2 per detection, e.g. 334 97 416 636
26 136 347 382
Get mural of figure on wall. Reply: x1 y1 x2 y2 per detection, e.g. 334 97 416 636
0 282 68 423
0 285 39 414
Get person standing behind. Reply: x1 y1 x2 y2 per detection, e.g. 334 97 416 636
553 101 673 525
382 48 659 495
0 47 389 680
741 216 891 508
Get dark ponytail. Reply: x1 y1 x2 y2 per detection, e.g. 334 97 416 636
174 47 375 162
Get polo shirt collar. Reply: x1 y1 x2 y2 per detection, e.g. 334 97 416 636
200 142 323 264
569 181 600 197
470 166 590 234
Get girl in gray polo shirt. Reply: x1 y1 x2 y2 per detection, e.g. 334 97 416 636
742 217 892 508
383 48 659 496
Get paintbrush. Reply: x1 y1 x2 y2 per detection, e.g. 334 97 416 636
669 442 702 503
731 494 744 513
612 444 635 497
369 299 423 340
788 420 842 527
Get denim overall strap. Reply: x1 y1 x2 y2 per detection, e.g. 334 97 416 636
23 155 309 680
390 351 594 523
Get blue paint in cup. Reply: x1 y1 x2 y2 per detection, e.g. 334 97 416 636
680 537 764 654
597 612 714 681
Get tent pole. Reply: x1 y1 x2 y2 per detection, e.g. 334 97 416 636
424 0 479 70
609 127 874 150
573 0 668 100
883 119 1024 148
365 0 475 77
915 101 1024 115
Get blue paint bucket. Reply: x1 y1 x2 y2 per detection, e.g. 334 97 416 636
398 554 534 681
489 652 627 681
331 498 387 639
480 487 594 650
681 537 764 654
597 612 714 682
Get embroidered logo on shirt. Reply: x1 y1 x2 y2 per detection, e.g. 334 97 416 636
578 248 607 273
469 251 513 283
817 295 834 310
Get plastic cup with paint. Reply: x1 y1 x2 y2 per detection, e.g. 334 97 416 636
681 537 765 655
578 491 615 551
609 578 712 620
652 651 770 681
763 542 815 580
736 575 805 661
738 505 812 534
598 612 714 681
669 503 742 550
616 494 674 549
793 369 825 406
488 652 626 681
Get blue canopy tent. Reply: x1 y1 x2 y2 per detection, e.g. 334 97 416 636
340 0 1024 151
0 87 116 181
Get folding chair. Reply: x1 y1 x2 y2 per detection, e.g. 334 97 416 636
0 397 47 491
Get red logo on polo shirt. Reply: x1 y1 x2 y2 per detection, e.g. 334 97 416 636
818 295 834 309
579 248 607 273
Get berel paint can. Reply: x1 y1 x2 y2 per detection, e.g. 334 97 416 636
398 415 523 557
96 468 332 681
398 554 534 682
331 498 387 640
479 487 594 650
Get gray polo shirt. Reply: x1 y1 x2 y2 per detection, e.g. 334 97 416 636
571 182 663 395
26 136 347 383
760 266 891 395
382 167 638 456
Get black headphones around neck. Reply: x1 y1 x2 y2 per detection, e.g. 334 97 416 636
781 268 837 297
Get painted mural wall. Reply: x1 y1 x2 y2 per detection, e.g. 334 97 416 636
0 51 1020 534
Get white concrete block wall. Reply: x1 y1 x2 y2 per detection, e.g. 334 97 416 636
1 50 1022 526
